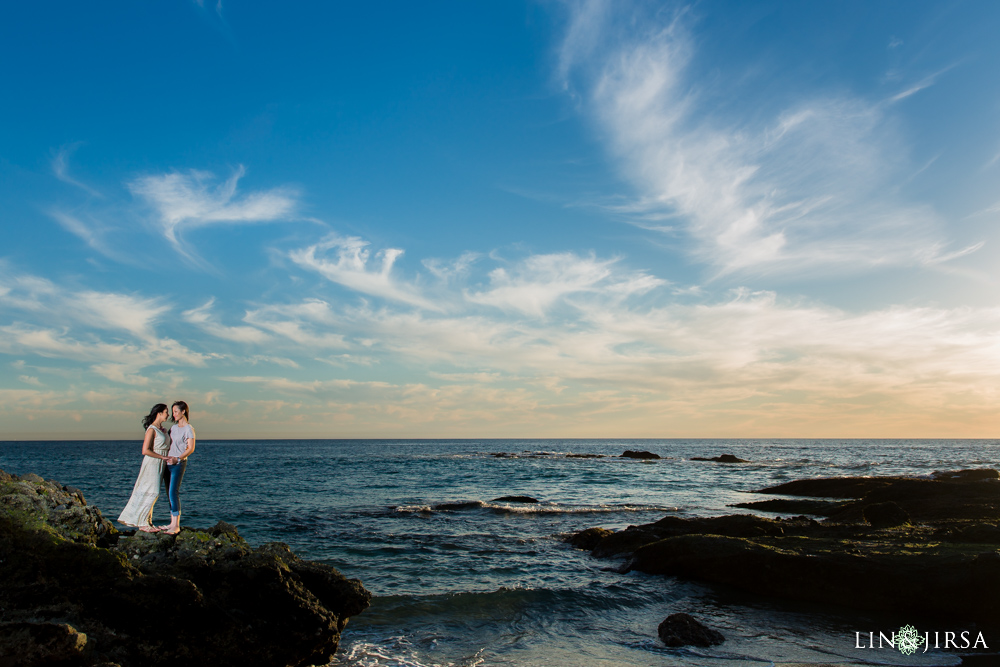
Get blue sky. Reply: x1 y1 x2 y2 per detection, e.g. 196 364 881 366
2 1 999 438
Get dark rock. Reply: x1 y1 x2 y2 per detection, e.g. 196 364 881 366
0 468 371 667
730 498 849 517
940 522 1000 544
0 621 88 666
690 454 749 463
932 469 1000 482
566 527 614 550
583 514 787 558
575 473 1000 621
621 450 660 459
491 496 539 503
566 453 604 459
657 613 724 647
863 501 910 528
757 476 895 499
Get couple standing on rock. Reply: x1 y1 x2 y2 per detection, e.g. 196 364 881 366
117 401 196 535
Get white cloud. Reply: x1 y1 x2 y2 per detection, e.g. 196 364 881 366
289 234 440 310
0 323 210 383
0 272 169 339
559 0 950 276
465 252 663 317
129 165 297 262
52 143 103 198
243 299 350 349
423 251 481 281
0 271 210 384
183 298 271 343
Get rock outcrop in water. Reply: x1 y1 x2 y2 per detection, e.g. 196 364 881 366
0 468 371 667
620 450 660 459
657 613 724 647
568 470 1000 621
689 454 749 463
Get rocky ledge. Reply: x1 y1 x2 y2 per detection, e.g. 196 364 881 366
0 468 371 667
568 470 1000 621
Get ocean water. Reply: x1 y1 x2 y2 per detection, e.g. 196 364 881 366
2 438 998 666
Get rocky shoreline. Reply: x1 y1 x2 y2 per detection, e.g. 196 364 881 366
569 469 1000 623
0 468 371 667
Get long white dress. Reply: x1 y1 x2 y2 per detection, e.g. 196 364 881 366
117 426 169 527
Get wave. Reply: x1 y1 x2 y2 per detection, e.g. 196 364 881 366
390 500 678 516
330 638 484 667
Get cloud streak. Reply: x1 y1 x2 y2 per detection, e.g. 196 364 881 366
289 235 441 310
559 0 952 277
129 166 297 263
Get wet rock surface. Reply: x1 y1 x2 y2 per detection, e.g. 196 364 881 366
569 470 1000 620
0 468 371 667
657 613 724 647
862 500 910 528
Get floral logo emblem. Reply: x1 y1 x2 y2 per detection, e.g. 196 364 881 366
897 624 923 655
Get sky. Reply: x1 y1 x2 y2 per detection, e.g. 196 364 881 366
1 1 999 439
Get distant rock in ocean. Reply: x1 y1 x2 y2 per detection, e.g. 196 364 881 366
0 468 371 667
621 450 660 459
492 495 539 503
690 454 749 463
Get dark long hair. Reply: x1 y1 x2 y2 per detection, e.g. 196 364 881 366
142 404 168 430
172 400 190 422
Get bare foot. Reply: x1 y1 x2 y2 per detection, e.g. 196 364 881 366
163 528 181 535
138 526 160 533
156 525 172 530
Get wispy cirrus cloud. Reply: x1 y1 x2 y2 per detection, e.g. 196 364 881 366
0 271 169 340
558 0 973 277
48 211 126 262
4 236 1000 434
465 252 663 317
242 299 350 349
183 298 271 344
0 270 209 384
129 165 297 263
51 144 103 198
199 280 1000 436
289 234 440 310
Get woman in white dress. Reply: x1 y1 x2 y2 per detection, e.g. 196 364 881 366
117 403 171 532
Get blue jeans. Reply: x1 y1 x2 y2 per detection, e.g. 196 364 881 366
165 460 187 517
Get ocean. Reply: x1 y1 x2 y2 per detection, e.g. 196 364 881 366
1 438 997 666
